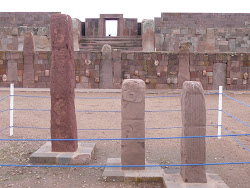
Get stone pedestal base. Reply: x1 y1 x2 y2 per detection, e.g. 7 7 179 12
30 142 95 164
163 168 229 188
102 158 163 182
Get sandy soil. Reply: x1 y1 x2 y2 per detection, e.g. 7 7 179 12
0 90 249 188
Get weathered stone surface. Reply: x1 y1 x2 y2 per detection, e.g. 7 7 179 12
34 36 51 51
100 44 113 89
7 59 18 82
50 14 78 152
178 48 190 88
213 63 226 90
181 81 207 183
23 32 35 88
142 20 155 51
121 79 145 170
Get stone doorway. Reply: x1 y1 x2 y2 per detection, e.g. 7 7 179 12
105 20 118 37
98 14 124 37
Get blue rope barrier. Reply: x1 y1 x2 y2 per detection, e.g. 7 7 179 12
0 133 249 142
146 95 181 98
12 95 50 98
3 124 217 132
0 109 10 113
0 126 10 133
221 125 250 152
204 93 219 95
222 110 250 127
223 94 250 108
11 93 219 100
0 95 10 102
0 162 249 168
11 108 218 113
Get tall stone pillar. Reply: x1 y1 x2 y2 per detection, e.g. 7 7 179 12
23 32 35 88
212 63 226 90
178 44 190 89
181 81 207 183
142 20 155 51
121 79 145 170
100 44 113 89
50 14 78 152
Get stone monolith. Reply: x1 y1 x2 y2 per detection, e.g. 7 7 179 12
23 32 35 87
121 79 145 170
142 20 155 51
181 81 207 183
50 14 78 152
100 44 113 89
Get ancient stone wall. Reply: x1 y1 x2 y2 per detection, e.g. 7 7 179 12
155 13 250 53
0 12 60 27
0 51 250 90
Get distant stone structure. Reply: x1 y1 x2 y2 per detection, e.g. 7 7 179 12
0 12 250 90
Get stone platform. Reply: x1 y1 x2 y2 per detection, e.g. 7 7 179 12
163 168 229 188
30 142 95 164
102 158 163 182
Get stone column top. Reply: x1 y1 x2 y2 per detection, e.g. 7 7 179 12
182 81 204 95
122 79 145 103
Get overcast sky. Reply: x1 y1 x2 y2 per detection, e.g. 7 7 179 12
1 0 250 22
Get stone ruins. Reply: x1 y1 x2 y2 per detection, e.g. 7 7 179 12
0 12 249 90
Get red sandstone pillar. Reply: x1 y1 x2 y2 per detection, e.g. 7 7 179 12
121 79 145 170
50 14 78 152
23 32 35 88
181 81 207 183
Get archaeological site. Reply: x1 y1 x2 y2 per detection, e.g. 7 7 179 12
0 12 250 90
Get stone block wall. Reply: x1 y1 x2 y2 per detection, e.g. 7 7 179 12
0 26 51 51
0 12 60 27
0 50 250 90
155 13 250 53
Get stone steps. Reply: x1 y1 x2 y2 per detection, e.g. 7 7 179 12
79 36 142 51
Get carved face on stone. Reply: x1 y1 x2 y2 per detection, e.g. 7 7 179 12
2 74 7 82
122 79 145 103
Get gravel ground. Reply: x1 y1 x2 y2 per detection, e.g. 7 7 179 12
0 90 249 188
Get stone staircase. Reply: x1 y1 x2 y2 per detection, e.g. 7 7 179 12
79 36 142 51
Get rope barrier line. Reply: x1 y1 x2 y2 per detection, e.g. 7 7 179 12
221 125 250 152
9 124 217 131
0 133 249 142
223 94 250 108
0 95 10 102
0 126 10 133
222 110 250 128
0 109 10 113
11 108 218 113
0 161 249 168
10 93 219 100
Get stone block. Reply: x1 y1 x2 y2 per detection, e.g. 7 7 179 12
30 142 95 164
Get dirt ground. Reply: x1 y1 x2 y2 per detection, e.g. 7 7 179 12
0 89 249 188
